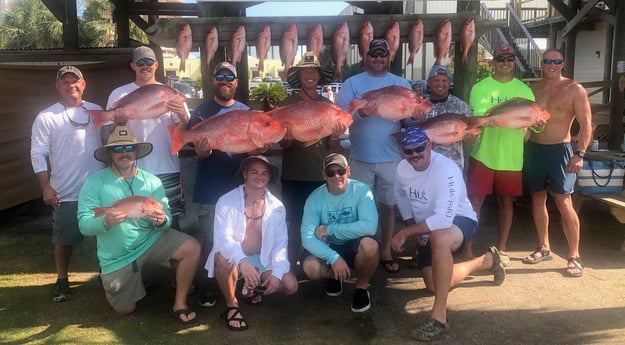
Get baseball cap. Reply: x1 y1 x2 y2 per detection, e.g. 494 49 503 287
368 38 390 54
402 127 429 147
323 153 348 170
214 62 237 77
428 64 452 79
494 44 515 57
56 66 83 80
133 46 156 64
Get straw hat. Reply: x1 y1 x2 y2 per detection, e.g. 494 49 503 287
235 155 279 184
287 51 334 88
94 126 153 162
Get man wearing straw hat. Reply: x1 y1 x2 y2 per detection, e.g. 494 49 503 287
77 126 200 324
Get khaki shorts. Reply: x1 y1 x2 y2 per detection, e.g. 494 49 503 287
348 159 399 205
100 229 193 310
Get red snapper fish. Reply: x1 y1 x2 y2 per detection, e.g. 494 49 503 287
384 22 400 63
477 98 551 129
168 110 286 154
407 19 424 66
434 19 452 65
92 196 163 220
331 22 349 82
307 24 324 58
359 21 374 67
347 86 432 121
176 23 192 72
256 25 271 73
420 114 482 144
229 25 246 69
204 26 219 69
280 24 298 80
268 101 354 146
461 18 475 63
85 84 187 129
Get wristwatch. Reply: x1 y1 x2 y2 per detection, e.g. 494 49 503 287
575 150 585 158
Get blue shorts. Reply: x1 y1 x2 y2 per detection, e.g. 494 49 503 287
52 202 83 245
416 216 477 268
523 141 576 194
301 235 378 268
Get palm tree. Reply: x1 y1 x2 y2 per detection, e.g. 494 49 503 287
250 83 287 111
0 0 63 49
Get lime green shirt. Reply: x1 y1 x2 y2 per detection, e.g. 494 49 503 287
469 76 535 171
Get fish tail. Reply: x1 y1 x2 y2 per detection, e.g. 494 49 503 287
168 125 185 154
85 109 112 130
407 53 414 66
92 207 107 218
179 58 186 72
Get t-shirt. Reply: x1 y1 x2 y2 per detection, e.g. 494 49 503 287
469 76 535 171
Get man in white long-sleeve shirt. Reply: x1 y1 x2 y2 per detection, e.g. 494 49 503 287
391 127 506 342
31 66 103 302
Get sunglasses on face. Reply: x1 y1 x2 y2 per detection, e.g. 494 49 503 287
215 74 236 82
368 51 389 58
543 58 563 65
110 145 136 153
325 168 347 177
135 59 155 67
403 143 428 155
495 55 516 62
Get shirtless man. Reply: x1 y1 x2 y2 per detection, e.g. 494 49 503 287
522 49 592 278
205 156 298 331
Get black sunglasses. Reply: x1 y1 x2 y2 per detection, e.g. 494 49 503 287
110 145 136 153
495 55 516 62
543 58 563 65
325 168 347 177
135 59 155 67
215 74 236 82
403 143 428 155
368 51 389 58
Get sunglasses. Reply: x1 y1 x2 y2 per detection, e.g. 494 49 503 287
543 58 563 65
495 55 516 62
325 168 347 177
215 74 236 82
110 145 136 153
368 51 389 58
135 59 155 67
403 143 428 155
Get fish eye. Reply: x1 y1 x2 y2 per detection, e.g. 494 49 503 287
264 121 271 127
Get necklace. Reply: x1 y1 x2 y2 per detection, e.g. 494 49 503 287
244 191 265 221
63 105 91 127
113 162 136 195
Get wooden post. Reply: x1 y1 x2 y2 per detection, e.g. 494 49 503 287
563 0 580 78
453 0 480 103
111 0 130 48
609 2 625 150
62 0 79 51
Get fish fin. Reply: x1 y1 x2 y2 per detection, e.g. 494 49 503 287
251 137 264 147
85 109 112 130
92 207 107 218
168 125 185 154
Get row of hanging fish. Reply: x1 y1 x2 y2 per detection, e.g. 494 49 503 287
173 19 476 80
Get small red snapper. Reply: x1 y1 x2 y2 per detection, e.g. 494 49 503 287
347 86 432 121
176 23 193 72
92 196 163 220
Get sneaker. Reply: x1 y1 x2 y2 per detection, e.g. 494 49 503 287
51 278 71 302
412 318 450 342
324 279 343 296
489 246 506 286
351 288 371 312
198 289 217 307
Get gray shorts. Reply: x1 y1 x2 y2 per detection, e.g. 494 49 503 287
100 229 193 310
52 202 83 245
348 159 399 205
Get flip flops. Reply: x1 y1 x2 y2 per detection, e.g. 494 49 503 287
221 306 248 331
170 308 197 324
522 248 553 264
381 259 400 273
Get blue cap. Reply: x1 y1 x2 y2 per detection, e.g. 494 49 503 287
402 127 429 147
214 61 237 77
428 64 452 79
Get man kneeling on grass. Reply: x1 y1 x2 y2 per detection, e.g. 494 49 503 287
391 127 506 342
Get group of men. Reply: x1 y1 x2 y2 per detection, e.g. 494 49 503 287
31 38 592 341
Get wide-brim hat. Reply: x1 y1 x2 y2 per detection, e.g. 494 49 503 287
94 125 153 162
287 51 334 88
235 155 279 184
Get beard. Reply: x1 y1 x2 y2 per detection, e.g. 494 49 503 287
215 84 235 101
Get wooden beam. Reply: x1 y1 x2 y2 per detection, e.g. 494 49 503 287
547 0 576 21
562 0 599 38
609 1 625 150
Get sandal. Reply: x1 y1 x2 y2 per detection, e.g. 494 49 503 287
565 257 583 277
488 246 506 286
381 259 400 273
220 306 248 331
241 285 264 305
170 308 197 324
522 247 552 264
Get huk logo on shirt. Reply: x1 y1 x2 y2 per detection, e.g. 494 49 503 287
446 176 456 218
327 207 353 223
409 187 427 203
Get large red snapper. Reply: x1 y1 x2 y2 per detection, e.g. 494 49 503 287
384 22 400 63
420 114 481 144
85 84 187 129
478 98 551 129
256 25 271 73
268 101 353 147
407 19 424 66
347 86 432 121
461 18 475 63
434 19 452 65
358 21 374 67
280 24 298 80
176 23 193 72
204 26 219 69
92 196 163 220
229 25 247 69
168 110 286 154
307 24 324 59
331 22 349 82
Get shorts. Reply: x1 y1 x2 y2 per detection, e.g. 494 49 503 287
467 158 522 196
244 254 267 275
156 173 185 217
300 235 378 268
100 229 193 310
524 141 576 194
52 202 83 245
281 180 324 222
197 203 215 243
416 216 477 268
348 159 399 205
